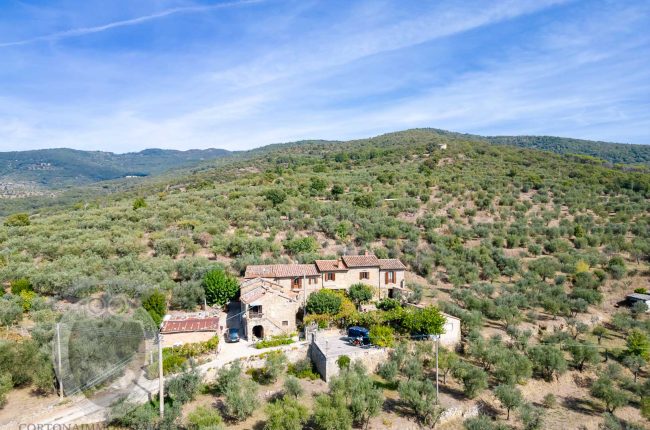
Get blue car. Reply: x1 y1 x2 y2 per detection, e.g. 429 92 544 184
226 328 240 343
347 326 370 346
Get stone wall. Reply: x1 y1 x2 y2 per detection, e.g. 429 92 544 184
242 292 300 340
309 336 390 381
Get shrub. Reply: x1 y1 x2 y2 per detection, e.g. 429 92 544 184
353 194 377 208
626 329 650 360
132 197 147 210
255 334 294 349
153 238 180 257
223 376 259 421
10 278 32 295
369 325 395 348
202 268 239 306
142 289 167 326
307 290 342 315
398 378 444 428
287 358 319 380
518 403 545 430
214 361 242 395
348 283 373 308
3 213 30 227
165 368 201 405
377 360 399 385
590 376 629 413
264 397 309 430
313 393 352 430
527 345 567 381
250 351 287 385
402 306 446 335
0 373 12 407
606 256 627 280
0 297 23 326
154 336 219 376
463 415 500 430
452 362 488 398
170 281 205 311
376 298 401 311
283 375 303 399
336 355 351 371
186 405 224 430
542 393 556 409
283 236 318 254
329 362 383 429
264 189 287 206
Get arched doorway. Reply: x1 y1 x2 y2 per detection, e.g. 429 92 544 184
253 325 264 339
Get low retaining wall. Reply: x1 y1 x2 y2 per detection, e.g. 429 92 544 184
309 335 389 381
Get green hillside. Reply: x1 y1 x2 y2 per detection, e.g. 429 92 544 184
484 135 650 166
1 130 649 428
384 128 650 166
0 147 231 189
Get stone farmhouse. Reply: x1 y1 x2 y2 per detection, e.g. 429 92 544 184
239 252 407 340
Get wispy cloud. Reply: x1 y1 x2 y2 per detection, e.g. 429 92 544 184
0 0 648 152
0 0 264 48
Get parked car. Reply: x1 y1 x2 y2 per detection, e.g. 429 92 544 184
347 326 370 346
226 328 240 343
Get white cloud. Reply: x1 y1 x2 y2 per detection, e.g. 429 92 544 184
0 0 648 152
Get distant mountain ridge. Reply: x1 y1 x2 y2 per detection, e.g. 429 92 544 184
0 147 231 189
1 129 648 194
407 128 649 166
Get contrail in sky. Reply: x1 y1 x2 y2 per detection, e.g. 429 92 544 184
0 0 264 48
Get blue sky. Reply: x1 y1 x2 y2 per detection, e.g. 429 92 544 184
0 0 648 152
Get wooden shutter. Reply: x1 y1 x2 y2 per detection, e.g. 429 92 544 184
385 271 388 284
332 273 336 281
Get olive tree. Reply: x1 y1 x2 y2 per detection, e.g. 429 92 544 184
494 384 523 420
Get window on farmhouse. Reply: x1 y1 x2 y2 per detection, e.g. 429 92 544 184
326 272 335 281
360 271 369 280
309 277 317 285
292 277 301 289
386 271 396 284
282 321 289 326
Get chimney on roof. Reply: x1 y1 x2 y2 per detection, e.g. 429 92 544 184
364 250 369 256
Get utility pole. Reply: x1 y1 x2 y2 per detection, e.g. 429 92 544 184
431 334 439 403
303 274 307 315
158 332 164 418
56 323 63 398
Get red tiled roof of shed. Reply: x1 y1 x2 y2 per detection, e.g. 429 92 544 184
161 317 219 334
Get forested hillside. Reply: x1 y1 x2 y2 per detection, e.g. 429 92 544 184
0 130 649 428
0 147 231 191
484 135 650 166
390 128 650 166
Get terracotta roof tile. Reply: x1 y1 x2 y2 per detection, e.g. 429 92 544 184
239 278 299 304
341 254 380 267
244 264 318 278
378 259 406 270
315 259 347 272
161 317 219 334
241 288 265 304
